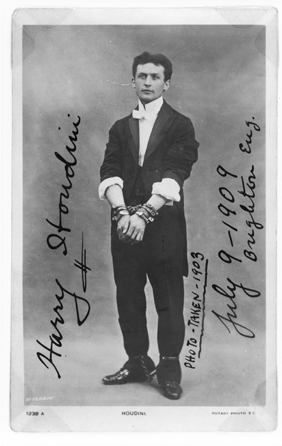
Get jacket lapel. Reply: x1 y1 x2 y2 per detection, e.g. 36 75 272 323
144 101 175 162
127 101 176 165
128 116 139 164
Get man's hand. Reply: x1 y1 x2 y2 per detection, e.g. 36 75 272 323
117 215 131 242
117 214 146 244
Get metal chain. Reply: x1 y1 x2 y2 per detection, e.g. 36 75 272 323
138 356 156 383
127 204 143 215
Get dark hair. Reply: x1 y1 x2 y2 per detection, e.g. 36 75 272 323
132 52 173 81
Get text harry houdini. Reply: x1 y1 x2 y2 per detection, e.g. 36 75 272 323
36 115 91 379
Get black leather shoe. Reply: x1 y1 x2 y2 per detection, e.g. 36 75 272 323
102 355 155 385
102 367 144 385
156 356 183 399
156 356 182 385
162 380 183 400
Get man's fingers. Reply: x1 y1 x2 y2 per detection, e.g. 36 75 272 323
118 229 142 244
118 232 127 241
117 224 130 241
117 221 129 237
130 228 139 239
121 221 130 234
135 231 144 242
117 215 146 243
118 229 134 243
129 228 144 243
116 215 130 235
122 225 129 234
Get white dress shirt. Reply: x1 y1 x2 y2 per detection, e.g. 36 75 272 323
134 96 163 166
99 96 180 203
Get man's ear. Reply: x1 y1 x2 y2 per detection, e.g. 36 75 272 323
132 77 136 89
163 79 171 92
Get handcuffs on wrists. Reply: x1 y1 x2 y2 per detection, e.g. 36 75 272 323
111 206 130 223
135 203 158 224
112 203 158 224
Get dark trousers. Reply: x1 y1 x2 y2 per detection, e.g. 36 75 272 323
111 207 186 358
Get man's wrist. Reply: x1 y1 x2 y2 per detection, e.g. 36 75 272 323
135 203 158 224
135 209 150 224
112 205 130 222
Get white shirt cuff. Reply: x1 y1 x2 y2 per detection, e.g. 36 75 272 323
99 177 124 200
151 178 181 205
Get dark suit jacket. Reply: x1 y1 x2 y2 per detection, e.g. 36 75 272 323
100 100 199 276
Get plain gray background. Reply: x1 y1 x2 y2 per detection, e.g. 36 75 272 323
22 24 266 407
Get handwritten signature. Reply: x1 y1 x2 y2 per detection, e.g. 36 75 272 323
46 115 81 256
36 234 91 379
36 114 91 378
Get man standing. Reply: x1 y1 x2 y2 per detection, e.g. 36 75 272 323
99 52 199 400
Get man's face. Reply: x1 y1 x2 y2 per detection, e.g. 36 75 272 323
132 63 170 104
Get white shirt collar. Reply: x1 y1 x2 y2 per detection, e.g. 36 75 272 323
138 96 164 115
